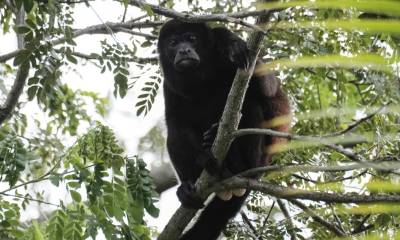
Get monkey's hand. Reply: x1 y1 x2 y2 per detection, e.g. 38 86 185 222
177 181 204 209
213 27 249 69
202 123 247 201
200 123 232 178
200 123 221 176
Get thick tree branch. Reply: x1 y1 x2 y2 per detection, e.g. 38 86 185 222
0 63 29 125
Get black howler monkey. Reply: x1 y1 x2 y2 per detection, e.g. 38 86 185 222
158 19 290 240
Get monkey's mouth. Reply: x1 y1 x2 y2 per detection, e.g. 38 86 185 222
175 58 200 70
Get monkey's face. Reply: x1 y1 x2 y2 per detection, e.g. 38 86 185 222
164 32 201 72
158 20 213 74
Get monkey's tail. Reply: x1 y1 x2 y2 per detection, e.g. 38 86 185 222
179 192 248 240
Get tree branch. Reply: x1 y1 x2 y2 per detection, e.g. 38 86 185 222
0 9 29 126
277 199 297 240
240 211 260 239
128 0 266 32
70 51 158 64
215 177 400 204
233 128 365 161
324 105 386 137
288 199 347 237
238 161 400 178
0 20 164 63
114 27 157 39
291 170 368 184
1 192 59 207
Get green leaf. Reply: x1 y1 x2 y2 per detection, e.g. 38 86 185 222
66 54 78 64
14 26 31 34
114 73 128 98
70 190 82 202
26 18 36 28
27 85 38 101
23 0 34 13
32 221 44 240
13 49 31 66
141 41 152 48
67 181 81 188
27 77 39 85
142 5 154 16
146 204 160 218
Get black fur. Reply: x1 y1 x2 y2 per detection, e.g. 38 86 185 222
158 19 290 240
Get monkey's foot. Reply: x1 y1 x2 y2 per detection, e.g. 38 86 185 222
217 189 247 201
232 188 247 197
177 181 204 209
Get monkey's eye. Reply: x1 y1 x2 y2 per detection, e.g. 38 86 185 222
187 35 197 43
169 39 178 47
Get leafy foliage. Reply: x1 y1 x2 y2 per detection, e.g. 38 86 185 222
135 75 161 116
0 0 400 239
0 126 30 186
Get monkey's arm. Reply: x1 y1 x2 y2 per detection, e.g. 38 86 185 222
166 120 210 209
212 27 249 69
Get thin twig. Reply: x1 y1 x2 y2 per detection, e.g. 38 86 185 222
233 128 365 161
115 27 157 39
288 199 346 237
70 51 158 64
330 204 346 233
1 193 59 207
240 211 260 239
324 105 386 137
352 214 372 234
277 199 297 240
1 156 64 194
291 170 368 184
260 200 275 237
